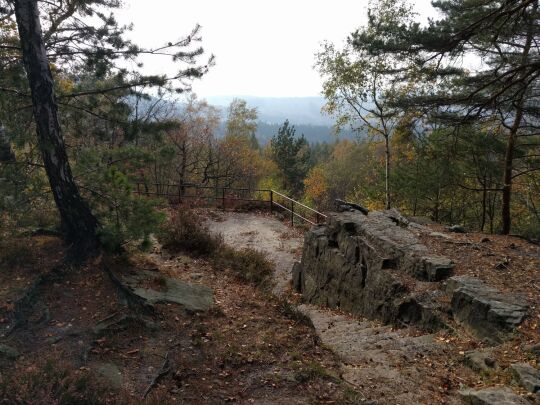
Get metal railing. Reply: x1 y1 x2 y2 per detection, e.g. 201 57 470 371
135 182 327 226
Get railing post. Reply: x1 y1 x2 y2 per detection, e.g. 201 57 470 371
270 190 273 214
222 188 225 211
291 200 294 226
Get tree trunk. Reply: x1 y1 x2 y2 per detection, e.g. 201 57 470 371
14 0 99 259
501 110 521 235
480 175 487 232
384 135 391 209
501 0 535 234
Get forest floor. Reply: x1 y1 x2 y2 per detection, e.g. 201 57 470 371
0 218 362 403
204 211 540 404
0 209 538 404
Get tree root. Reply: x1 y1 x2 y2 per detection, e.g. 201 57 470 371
143 352 170 399
102 264 155 315
4 265 65 337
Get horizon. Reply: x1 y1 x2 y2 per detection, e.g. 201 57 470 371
116 0 437 98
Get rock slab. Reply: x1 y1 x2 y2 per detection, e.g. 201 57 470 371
511 363 540 393
463 349 497 372
459 387 530 405
96 362 123 388
123 271 214 312
448 276 528 344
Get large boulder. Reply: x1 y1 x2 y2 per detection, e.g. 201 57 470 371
447 276 528 344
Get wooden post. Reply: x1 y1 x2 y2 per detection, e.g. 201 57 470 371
270 190 273 214
137 183 140 196
291 201 294 226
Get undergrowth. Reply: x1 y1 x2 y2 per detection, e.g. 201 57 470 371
0 238 35 268
212 246 274 288
0 357 111 404
158 210 222 257
158 209 274 288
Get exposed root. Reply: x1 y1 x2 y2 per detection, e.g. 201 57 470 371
143 352 170 399
4 265 64 337
102 264 155 315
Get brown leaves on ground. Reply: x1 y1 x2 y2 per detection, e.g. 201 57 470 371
0 235 362 404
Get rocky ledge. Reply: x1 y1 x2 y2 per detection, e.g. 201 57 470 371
447 276 529 344
293 210 529 340
293 210 453 330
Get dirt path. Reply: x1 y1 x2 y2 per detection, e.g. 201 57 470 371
205 211 303 295
206 211 468 404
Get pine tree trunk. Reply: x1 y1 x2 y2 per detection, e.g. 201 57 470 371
501 108 521 235
480 175 487 232
14 0 99 258
501 0 535 234
384 135 391 210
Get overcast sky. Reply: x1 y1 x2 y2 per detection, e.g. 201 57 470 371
117 0 437 98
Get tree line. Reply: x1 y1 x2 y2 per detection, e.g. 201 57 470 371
0 0 538 263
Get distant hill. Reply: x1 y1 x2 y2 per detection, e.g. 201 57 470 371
206 96 359 143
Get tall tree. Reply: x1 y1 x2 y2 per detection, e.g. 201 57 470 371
271 120 310 195
13 0 99 257
315 0 415 209
225 98 258 144
353 0 540 233
3 0 211 257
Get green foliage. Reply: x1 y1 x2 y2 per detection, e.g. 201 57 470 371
95 167 164 251
271 120 311 196
225 98 258 142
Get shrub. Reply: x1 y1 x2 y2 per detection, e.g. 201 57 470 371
159 209 275 288
158 209 222 256
213 246 274 288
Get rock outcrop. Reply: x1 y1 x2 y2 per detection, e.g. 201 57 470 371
511 363 540 393
122 270 214 312
459 387 530 404
294 210 529 340
447 276 529 344
294 210 453 330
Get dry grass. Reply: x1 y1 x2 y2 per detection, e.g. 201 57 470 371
0 356 112 404
159 209 275 288
158 209 222 257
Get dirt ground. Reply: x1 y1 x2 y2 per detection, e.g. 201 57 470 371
203 210 304 296
0 233 363 404
205 210 540 404
1 209 538 404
